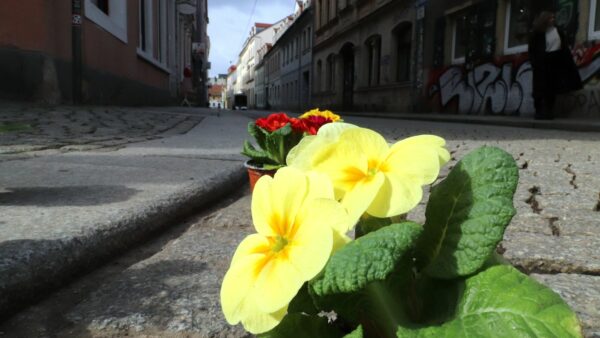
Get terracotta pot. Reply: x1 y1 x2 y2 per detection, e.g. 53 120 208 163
244 160 278 192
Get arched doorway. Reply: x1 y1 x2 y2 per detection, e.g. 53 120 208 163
340 43 354 110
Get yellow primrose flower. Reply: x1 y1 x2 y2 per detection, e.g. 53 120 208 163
220 167 350 334
299 108 342 122
288 126 450 223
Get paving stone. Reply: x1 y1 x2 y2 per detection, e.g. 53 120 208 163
531 273 600 338
502 231 600 275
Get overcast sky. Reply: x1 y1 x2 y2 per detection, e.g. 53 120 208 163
207 0 296 78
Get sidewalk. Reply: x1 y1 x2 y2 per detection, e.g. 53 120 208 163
341 111 600 132
0 106 251 318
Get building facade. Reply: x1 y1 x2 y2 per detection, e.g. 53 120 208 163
225 65 237 109
423 0 600 119
237 23 280 108
311 0 418 112
0 0 208 105
268 5 314 112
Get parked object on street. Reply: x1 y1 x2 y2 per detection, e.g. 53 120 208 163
233 94 248 110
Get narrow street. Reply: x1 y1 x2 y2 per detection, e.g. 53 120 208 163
1 108 599 337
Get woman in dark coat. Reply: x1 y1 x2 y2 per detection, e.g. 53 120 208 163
528 11 582 120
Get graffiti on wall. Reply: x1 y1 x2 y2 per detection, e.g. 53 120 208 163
429 41 600 116
559 42 600 116
428 61 534 115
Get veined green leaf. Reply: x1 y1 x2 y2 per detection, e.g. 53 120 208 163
396 265 583 338
417 146 518 279
248 122 268 151
241 140 276 165
311 222 422 296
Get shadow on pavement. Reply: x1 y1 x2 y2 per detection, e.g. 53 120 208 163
0 185 140 206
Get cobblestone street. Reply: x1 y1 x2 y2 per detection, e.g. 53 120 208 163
0 105 207 158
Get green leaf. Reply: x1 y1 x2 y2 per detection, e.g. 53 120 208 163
396 265 583 338
264 123 292 165
258 313 343 338
248 122 268 151
311 222 422 296
417 146 518 279
241 140 276 165
343 326 364 338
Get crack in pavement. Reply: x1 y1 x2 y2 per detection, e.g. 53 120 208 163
564 164 578 189
525 186 543 214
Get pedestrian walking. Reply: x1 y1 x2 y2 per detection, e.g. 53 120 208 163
181 66 193 107
528 10 582 120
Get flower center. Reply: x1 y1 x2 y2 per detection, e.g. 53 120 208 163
271 235 289 253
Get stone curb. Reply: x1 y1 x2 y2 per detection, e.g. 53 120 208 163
0 165 247 320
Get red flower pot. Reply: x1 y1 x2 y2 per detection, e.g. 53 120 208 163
244 161 278 192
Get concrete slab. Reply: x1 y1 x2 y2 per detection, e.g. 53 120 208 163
0 113 252 318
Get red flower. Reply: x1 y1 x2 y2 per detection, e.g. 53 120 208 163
299 116 333 135
255 113 293 132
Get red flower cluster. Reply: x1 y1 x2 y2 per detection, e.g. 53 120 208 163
255 113 334 135
255 113 293 132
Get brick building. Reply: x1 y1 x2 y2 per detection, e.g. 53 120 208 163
0 0 209 105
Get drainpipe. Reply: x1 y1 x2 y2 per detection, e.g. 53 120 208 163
72 0 83 104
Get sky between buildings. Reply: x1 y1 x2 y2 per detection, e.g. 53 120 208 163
208 0 297 77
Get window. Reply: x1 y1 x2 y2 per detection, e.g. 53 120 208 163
326 54 335 90
316 60 322 92
92 0 109 14
394 23 412 82
331 0 337 21
590 0 600 40
307 27 312 48
366 36 381 86
452 12 467 63
504 0 542 54
322 0 329 26
138 0 169 69
85 0 127 42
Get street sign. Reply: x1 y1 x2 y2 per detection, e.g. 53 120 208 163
72 14 82 25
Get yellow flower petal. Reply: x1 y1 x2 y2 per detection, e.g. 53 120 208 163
221 253 265 324
367 172 423 217
251 175 277 237
252 168 308 237
254 256 305 313
306 171 335 200
286 122 358 170
390 135 451 168
241 306 288 334
384 144 441 186
268 168 308 236
337 128 389 165
230 233 271 267
341 171 385 224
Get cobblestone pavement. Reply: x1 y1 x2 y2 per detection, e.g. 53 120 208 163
0 114 599 337
0 105 208 158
